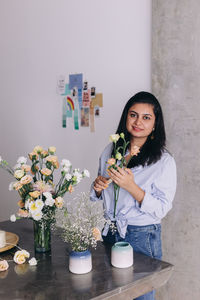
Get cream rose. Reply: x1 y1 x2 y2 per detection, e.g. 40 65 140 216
14 169 25 179
0 260 9 272
109 134 120 143
33 146 43 154
55 197 64 208
115 152 122 160
21 164 31 172
28 152 38 160
17 209 29 218
13 181 23 191
17 200 25 208
14 250 30 265
29 191 41 198
40 168 52 176
48 146 56 154
20 175 32 185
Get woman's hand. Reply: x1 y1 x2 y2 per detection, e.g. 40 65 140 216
107 166 145 203
93 176 110 197
107 166 134 190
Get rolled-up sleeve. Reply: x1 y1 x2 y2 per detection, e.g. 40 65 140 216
139 155 177 219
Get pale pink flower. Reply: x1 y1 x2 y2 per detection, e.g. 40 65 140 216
0 260 9 272
33 181 53 193
107 158 116 165
20 175 32 185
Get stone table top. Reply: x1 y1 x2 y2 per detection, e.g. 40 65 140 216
0 219 173 300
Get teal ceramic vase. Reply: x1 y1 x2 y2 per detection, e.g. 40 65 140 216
111 241 133 268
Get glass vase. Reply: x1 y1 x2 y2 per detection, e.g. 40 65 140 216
33 220 51 253
69 250 92 274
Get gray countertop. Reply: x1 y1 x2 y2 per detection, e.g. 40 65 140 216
0 219 173 299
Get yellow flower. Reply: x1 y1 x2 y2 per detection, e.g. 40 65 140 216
55 196 64 208
115 152 122 160
14 169 25 179
0 260 9 272
40 168 52 176
29 191 41 198
109 134 120 143
107 158 116 165
33 146 43 154
17 200 25 208
13 250 30 265
48 146 56 154
92 227 102 241
20 175 32 185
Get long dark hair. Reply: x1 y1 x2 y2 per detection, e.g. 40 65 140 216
112 91 166 167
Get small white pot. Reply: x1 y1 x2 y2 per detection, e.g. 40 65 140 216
111 241 133 268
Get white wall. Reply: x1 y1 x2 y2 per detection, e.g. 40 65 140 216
0 0 151 221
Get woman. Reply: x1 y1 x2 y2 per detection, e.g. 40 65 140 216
90 91 177 300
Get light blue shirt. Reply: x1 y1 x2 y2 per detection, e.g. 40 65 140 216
90 143 177 238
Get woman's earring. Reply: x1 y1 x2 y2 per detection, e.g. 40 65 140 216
151 128 155 140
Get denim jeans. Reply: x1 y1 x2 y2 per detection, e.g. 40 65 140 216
103 224 162 300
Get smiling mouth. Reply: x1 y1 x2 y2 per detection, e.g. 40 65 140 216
132 126 143 132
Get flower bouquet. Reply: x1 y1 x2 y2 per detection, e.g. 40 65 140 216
0 146 90 252
107 133 140 218
55 192 105 274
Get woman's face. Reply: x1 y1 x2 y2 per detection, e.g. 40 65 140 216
126 103 156 143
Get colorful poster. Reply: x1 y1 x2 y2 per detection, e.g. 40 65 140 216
59 73 103 132
82 90 91 107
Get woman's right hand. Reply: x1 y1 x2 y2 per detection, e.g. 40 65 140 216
93 176 110 197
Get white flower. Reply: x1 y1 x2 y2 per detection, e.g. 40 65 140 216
14 163 21 170
9 182 15 191
109 134 120 143
65 173 72 181
45 197 55 207
28 257 37 266
61 159 71 168
61 166 70 174
73 171 82 183
35 199 44 210
83 169 90 178
29 201 41 214
14 249 30 264
32 211 43 221
10 214 16 222
17 156 27 165
43 192 52 199
21 249 30 258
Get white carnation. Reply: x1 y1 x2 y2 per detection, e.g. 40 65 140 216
83 169 90 178
43 192 52 199
28 257 37 266
45 197 55 207
61 159 71 168
17 156 27 165
10 214 16 222
65 173 72 181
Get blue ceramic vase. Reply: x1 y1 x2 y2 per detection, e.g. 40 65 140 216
69 250 92 274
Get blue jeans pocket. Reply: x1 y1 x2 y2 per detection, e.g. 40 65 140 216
126 224 162 260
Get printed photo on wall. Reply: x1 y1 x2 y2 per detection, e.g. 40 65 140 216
81 107 89 127
91 86 96 98
83 81 88 90
94 105 100 117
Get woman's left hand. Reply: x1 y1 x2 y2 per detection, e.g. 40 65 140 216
107 166 134 190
